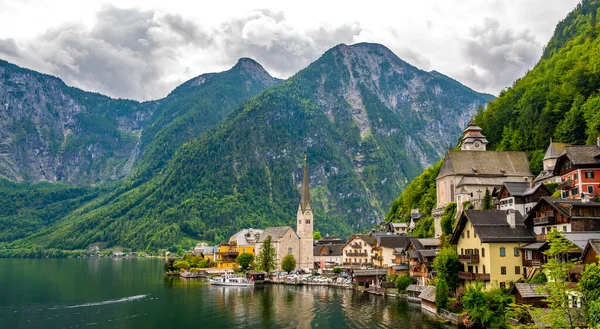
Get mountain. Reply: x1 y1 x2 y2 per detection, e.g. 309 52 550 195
387 0 600 232
0 58 279 185
9 43 493 252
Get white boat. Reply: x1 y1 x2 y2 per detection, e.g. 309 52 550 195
209 276 255 287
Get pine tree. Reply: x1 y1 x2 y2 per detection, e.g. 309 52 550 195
482 188 492 210
256 235 277 273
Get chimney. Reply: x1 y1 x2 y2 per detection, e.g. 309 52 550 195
530 181 535 188
506 210 516 228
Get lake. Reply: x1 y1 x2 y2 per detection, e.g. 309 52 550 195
0 258 450 329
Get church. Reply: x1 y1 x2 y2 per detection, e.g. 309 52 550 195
255 158 314 270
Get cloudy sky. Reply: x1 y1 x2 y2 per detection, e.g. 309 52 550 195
0 0 580 101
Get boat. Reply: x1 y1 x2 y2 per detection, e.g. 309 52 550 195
209 275 255 287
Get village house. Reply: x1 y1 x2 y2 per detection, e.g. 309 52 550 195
389 246 410 276
230 228 263 256
554 141 600 200
534 141 571 184
451 210 536 290
342 234 375 267
377 221 409 235
519 242 548 280
406 238 440 285
497 181 551 217
433 123 534 237
215 241 239 270
524 197 600 240
256 226 300 271
581 239 600 264
370 235 412 269
313 243 344 269
214 229 263 269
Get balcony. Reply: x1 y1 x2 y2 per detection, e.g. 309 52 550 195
458 254 480 263
475 273 490 281
523 259 542 267
346 252 368 257
560 180 575 190
411 271 424 278
350 244 363 249
534 216 555 225
458 271 474 280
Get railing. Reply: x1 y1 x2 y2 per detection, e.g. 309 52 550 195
560 180 575 190
458 271 474 280
350 244 363 249
523 259 542 267
217 251 239 256
458 254 480 263
536 234 548 241
475 273 490 281
534 216 555 225
346 252 368 257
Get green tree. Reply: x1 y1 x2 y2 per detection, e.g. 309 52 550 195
482 188 492 210
173 260 190 271
332 267 343 274
535 230 582 328
281 254 296 273
395 274 413 292
433 247 461 294
440 202 457 236
579 262 600 326
313 232 322 240
436 279 449 311
236 252 254 272
462 283 511 328
256 235 277 273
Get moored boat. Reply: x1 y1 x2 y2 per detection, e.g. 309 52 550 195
209 275 254 287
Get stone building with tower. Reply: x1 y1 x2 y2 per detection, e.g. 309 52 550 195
255 158 314 270
432 123 533 237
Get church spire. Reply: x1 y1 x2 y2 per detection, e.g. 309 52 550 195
301 156 310 212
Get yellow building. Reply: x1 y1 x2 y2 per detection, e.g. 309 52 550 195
215 228 264 270
450 209 536 290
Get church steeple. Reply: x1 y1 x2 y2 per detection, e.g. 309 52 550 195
300 156 311 212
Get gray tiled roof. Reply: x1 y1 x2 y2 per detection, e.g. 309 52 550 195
563 232 600 250
417 238 440 248
502 181 546 197
438 150 532 179
515 283 548 298
419 285 436 302
313 244 344 256
257 226 294 243
230 228 264 246
378 236 412 249
451 210 536 244
543 142 570 160
557 145 600 166
457 176 525 188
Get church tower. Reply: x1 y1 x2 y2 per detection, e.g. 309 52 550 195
460 122 488 151
297 157 314 269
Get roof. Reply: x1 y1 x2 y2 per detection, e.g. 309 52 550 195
257 226 295 243
313 244 344 257
377 236 412 249
520 242 548 251
417 238 440 248
500 181 549 197
450 210 536 244
563 232 600 251
230 228 264 246
456 176 526 188
419 249 439 258
406 284 425 292
515 283 549 298
391 223 408 228
437 150 532 180
353 269 388 277
346 234 376 246
581 239 600 261
543 142 570 160
408 250 421 260
390 265 409 271
554 145 600 170
419 285 437 303
524 197 600 224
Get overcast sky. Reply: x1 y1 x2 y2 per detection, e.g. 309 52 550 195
0 0 580 101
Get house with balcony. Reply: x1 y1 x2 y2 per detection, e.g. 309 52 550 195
370 235 411 269
497 181 551 216
215 242 240 270
406 238 440 285
553 142 600 200
519 242 548 280
451 209 536 290
341 234 375 267
524 197 600 239
313 243 344 268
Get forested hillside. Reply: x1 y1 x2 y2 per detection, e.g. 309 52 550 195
7 43 492 252
387 0 600 232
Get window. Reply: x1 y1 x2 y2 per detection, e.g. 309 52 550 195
475 266 479 273
572 188 579 196
482 248 485 258
515 266 521 275
574 173 578 181
525 250 532 260
542 227 546 234
514 247 519 257
482 265 486 274
467 230 470 238
586 171 595 179
563 225 568 232
589 186 594 194
500 247 506 257
501 266 506 275
288 248 292 254
474 231 477 238
305 219 310 224
461 248 464 255
462 232 465 239
562 191 569 198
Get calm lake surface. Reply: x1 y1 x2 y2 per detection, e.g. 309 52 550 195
0 258 450 329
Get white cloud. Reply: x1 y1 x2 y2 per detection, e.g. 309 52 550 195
0 0 581 100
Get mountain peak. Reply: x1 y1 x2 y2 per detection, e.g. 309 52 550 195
233 57 270 76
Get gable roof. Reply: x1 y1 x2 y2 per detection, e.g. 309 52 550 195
314 244 344 257
377 235 412 249
524 197 600 225
418 238 441 248
450 210 536 244
563 232 600 251
437 150 532 179
581 239 600 261
230 228 264 246
554 146 600 173
515 283 549 298
419 285 436 303
342 234 376 249
257 226 295 243
499 181 550 198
